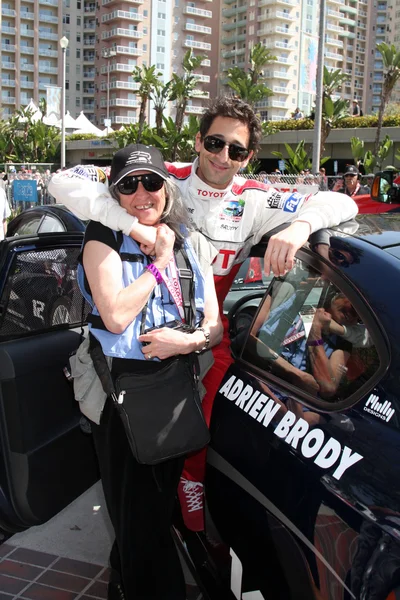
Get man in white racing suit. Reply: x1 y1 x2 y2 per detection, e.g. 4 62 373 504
49 97 358 533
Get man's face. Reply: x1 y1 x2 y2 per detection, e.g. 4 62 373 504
344 173 357 190
195 117 253 190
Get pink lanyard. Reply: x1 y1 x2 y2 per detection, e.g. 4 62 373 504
160 256 186 322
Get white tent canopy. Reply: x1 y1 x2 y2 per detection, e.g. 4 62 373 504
18 99 43 123
73 111 103 135
64 111 79 129
100 126 114 137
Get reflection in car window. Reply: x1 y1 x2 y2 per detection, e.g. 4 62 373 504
38 215 65 233
11 217 42 236
0 247 89 339
241 258 380 404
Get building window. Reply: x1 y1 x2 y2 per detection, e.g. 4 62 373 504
76 49 81 58
63 14 70 24
76 81 80 91
77 0 81 7
76 97 81 106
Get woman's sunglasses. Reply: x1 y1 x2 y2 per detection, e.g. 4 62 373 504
203 135 250 162
117 173 165 195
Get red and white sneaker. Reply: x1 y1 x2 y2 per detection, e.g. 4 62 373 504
178 477 205 532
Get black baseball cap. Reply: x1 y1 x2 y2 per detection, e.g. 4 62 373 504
344 165 359 176
109 144 169 186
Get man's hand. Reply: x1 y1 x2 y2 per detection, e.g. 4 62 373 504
312 308 332 333
264 221 311 276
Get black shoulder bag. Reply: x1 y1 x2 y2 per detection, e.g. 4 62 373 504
90 247 210 465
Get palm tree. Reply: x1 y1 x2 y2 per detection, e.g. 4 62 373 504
320 96 349 155
131 65 163 142
169 49 207 135
226 43 275 106
150 81 172 137
322 66 349 97
373 42 400 156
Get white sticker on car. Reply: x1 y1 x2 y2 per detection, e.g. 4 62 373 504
219 375 363 480
364 393 395 423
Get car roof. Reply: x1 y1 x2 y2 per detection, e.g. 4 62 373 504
336 214 400 250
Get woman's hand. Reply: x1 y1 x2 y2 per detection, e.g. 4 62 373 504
264 221 311 276
130 223 157 255
153 224 175 270
138 327 192 360
312 308 331 333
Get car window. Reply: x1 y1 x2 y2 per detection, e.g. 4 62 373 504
0 246 88 339
38 215 65 233
240 258 381 406
223 257 272 316
11 216 42 236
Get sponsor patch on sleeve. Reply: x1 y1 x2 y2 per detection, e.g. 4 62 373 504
283 192 303 213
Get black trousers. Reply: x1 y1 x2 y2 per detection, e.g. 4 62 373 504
92 394 186 600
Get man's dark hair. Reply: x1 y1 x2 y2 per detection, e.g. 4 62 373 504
199 96 263 151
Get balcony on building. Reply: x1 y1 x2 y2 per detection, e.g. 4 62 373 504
193 73 210 83
83 84 96 95
186 23 212 35
19 10 35 21
21 80 35 89
39 31 59 40
21 29 35 38
84 1 96 12
3 26 16 34
83 52 95 63
102 10 144 23
222 34 246 45
100 80 140 91
83 100 95 110
1 7 17 17
222 48 245 59
185 105 205 115
2 61 16 70
20 45 34 55
326 23 344 33
272 85 290 94
324 51 343 61
39 12 58 23
264 40 294 50
83 36 96 47
1 77 16 87
325 37 344 48
223 19 246 31
114 115 139 125
272 56 294 65
183 39 211 51
84 19 96 30
190 89 210 99
101 45 143 60
83 69 96 78
38 47 58 58
39 64 58 74
101 98 140 108
259 0 297 6
39 0 58 6
2 95 16 104
101 62 137 74
264 70 291 79
184 6 212 19
102 28 143 40
222 6 247 18
339 15 356 26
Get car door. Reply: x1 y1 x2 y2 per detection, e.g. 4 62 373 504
0 233 98 536
205 242 400 600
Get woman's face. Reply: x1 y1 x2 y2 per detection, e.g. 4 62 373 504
117 170 167 226
330 297 358 326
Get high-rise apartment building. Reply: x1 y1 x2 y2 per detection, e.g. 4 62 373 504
220 0 372 121
94 0 216 127
1 1 399 126
1 0 62 119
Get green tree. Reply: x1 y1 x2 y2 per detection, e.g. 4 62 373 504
226 43 275 106
373 42 400 156
150 81 172 137
169 49 207 137
272 140 328 173
131 65 163 142
319 67 350 156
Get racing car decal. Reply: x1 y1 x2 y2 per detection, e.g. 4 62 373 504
219 375 363 480
364 392 395 422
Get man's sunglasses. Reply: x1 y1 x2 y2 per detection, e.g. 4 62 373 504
203 135 250 162
116 173 165 195
329 247 351 268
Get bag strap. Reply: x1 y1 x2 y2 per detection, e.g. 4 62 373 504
175 246 196 328
88 332 118 402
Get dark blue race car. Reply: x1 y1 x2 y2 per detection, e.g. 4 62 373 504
0 215 399 600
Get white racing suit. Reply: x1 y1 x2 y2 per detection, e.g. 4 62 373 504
49 161 358 484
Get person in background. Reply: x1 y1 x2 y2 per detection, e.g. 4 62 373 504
352 100 361 117
49 96 358 532
317 167 329 191
365 173 374 193
293 107 304 120
0 186 11 240
335 165 370 197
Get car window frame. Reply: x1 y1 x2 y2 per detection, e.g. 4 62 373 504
234 245 390 413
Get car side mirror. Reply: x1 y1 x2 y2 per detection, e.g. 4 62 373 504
371 171 400 204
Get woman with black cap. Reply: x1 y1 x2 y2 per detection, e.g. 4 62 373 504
78 144 222 599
